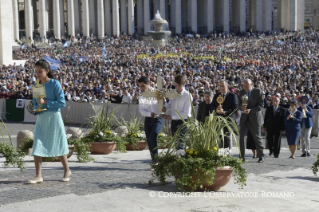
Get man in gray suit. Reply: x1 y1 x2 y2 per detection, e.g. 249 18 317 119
239 79 265 163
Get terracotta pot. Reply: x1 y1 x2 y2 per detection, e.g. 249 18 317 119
126 140 147 151
175 166 233 191
90 142 117 154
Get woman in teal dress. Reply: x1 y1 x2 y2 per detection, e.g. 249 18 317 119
28 59 71 184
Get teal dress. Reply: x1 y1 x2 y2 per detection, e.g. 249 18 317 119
31 79 69 157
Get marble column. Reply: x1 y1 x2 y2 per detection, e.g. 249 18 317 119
263 0 272 32
128 0 134 35
97 0 104 38
112 0 120 36
190 0 197 33
143 0 150 34
159 0 165 19
175 0 182 34
25 0 33 40
239 0 246 33
297 0 304 32
68 0 75 36
74 0 81 35
120 0 127 34
137 0 144 34
82 0 90 37
53 0 61 39
207 0 214 33
0 0 13 65
59 0 65 36
12 0 20 41
252 0 262 31
39 0 47 39
104 0 112 36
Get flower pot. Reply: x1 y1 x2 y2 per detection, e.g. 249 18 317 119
126 140 147 151
90 142 117 154
175 166 233 191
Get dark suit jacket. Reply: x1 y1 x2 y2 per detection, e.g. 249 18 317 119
196 101 213 124
239 88 264 126
263 105 286 133
211 92 238 121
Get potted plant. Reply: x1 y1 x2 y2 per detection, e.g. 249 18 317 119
150 99 247 191
157 133 170 149
83 105 125 154
119 116 147 151
312 154 319 176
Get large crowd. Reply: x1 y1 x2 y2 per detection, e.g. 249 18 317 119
1 29 319 109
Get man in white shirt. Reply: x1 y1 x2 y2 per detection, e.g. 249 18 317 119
164 75 192 150
138 76 164 161
121 87 132 104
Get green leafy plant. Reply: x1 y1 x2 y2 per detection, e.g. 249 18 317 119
312 154 319 176
150 96 247 191
118 115 144 150
0 119 25 171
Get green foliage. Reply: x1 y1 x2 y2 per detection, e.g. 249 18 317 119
119 115 144 150
88 104 117 135
312 154 319 176
150 96 247 191
0 119 25 171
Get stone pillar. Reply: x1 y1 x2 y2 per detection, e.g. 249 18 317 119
60 0 65 36
159 0 165 19
239 0 246 33
97 0 105 38
232 0 245 33
251 0 262 32
0 0 13 65
222 0 229 32
290 0 297 31
82 0 90 37
263 0 272 32
190 0 197 33
120 0 127 34
68 0 75 36
297 0 304 32
143 0 150 34
53 0 61 39
74 0 81 35
12 0 20 41
207 0 214 33
104 0 112 36
25 0 33 40
137 0 144 34
89 0 96 36
215 0 229 32
128 0 134 35
39 0 46 39
112 0 120 36
45 0 49 36
175 0 182 34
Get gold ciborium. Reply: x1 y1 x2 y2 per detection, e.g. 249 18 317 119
217 95 224 113
32 79 47 112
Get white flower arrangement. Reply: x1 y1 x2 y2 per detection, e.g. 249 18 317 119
218 148 231 156
176 149 185 157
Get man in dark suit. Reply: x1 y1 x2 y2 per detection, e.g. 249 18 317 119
196 90 214 124
211 80 238 149
263 96 286 158
239 79 265 163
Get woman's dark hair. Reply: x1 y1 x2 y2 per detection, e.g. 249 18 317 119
138 76 149 84
35 59 54 79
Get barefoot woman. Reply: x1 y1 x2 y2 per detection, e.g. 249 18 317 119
28 59 71 183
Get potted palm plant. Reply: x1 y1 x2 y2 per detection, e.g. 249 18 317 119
150 99 247 191
82 105 124 154
312 154 319 176
118 116 147 151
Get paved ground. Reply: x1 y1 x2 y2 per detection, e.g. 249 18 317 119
0 122 319 211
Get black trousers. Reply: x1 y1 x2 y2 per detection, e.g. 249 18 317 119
267 130 282 156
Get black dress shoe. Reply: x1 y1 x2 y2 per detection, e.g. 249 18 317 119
269 151 273 156
274 155 279 158
258 156 264 163
301 153 307 157
307 152 311 157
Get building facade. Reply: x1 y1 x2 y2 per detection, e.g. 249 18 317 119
6 0 319 41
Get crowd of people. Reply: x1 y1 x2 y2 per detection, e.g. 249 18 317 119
1 29 318 108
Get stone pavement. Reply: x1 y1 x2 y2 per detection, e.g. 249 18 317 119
0 122 319 211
